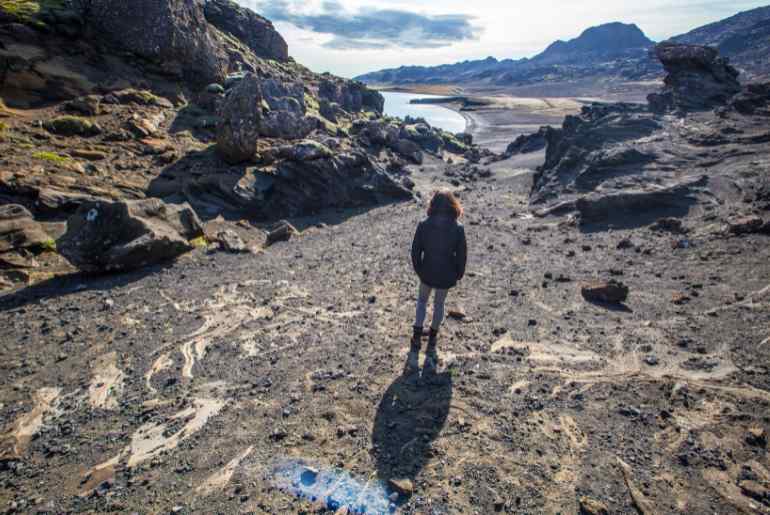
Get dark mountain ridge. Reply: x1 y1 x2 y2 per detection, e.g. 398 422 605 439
356 21 659 87
356 6 770 87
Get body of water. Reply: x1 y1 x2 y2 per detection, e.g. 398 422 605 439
381 91 467 134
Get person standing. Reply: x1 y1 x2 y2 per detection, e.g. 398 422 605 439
411 191 467 346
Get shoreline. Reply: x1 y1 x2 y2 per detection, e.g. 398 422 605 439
378 88 586 154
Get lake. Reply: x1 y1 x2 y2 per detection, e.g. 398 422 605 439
381 91 467 134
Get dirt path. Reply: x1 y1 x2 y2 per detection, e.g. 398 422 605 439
1 166 769 514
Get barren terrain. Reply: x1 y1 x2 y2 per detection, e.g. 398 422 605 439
2 157 769 514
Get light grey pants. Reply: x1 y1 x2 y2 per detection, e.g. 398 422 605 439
414 282 449 331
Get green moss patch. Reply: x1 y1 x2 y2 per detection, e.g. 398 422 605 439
43 116 101 137
32 150 71 164
36 238 57 253
0 0 65 24
189 236 209 248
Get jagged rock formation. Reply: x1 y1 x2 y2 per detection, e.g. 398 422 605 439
58 198 203 272
647 43 740 113
84 0 229 85
530 43 770 228
0 0 291 106
203 0 288 62
669 5 770 81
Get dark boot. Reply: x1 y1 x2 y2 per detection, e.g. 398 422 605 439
428 327 439 346
411 326 423 347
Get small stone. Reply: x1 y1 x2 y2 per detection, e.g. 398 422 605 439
581 280 629 304
644 355 659 366
266 220 298 246
388 478 414 497
672 292 691 305
618 405 641 417
746 427 767 447
447 308 466 320
578 496 609 515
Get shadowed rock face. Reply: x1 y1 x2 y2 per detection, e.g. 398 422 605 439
203 0 288 62
86 0 229 85
216 73 263 164
648 42 741 113
58 198 203 272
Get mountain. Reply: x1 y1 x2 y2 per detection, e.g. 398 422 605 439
668 5 770 81
355 22 659 88
356 8 770 88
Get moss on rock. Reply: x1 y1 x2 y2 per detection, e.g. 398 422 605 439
32 150 71 164
43 116 101 137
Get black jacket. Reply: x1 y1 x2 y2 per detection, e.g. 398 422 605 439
411 214 467 289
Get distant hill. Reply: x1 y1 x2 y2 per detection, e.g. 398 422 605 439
355 7 770 88
668 5 770 81
355 22 659 88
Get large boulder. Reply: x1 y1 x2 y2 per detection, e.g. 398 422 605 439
216 73 262 164
318 79 384 114
58 198 204 272
203 0 288 62
648 43 741 113
258 78 319 139
85 0 229 85
0 204 51 254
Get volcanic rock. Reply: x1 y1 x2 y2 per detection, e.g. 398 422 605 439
216 73 262 164
203 0 288 62
647 42 740 113
215 230 248 253
318 78 384 115
727 215 764 235
0 205 50 254
266 221 298 246
85 0 229 85
578 497 609 515
581 280 629 304
58 198 204 272
506 127 550 155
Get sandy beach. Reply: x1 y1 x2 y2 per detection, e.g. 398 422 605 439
443 96 587 153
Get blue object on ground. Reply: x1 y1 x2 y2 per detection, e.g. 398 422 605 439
270 458 401 514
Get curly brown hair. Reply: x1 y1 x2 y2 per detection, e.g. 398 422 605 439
427 191 463 219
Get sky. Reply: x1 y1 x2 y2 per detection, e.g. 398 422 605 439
234 0 770 78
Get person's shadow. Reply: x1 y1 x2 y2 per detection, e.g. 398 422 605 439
371 339 453 499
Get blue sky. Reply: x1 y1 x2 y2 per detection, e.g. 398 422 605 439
235 0 770 78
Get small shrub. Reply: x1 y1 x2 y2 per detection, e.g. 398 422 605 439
0 0 65 23
32 150 71 164
189 236 209 248
36 238 57 253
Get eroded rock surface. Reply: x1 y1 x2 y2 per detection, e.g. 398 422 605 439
58 198 203 272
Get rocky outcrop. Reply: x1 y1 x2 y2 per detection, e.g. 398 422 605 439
647 43 740 113
319 79 384 115
216 73 262 164
259 78 319 139
85 0 229 85
203 0 288 62
530 44 770 228
0 205 50 255
58 198 203 272
531 103 661 205
505 127 550 155
149 148 412 220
